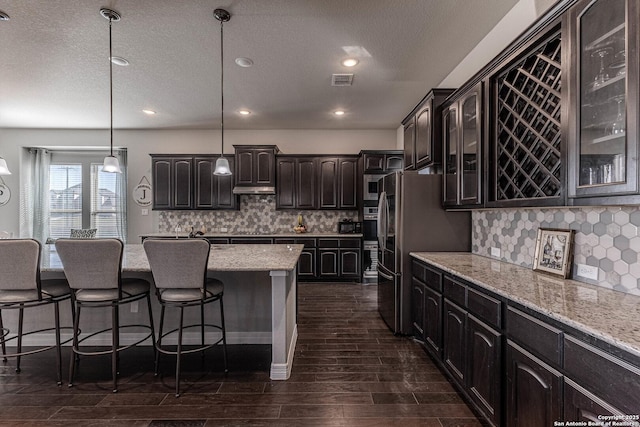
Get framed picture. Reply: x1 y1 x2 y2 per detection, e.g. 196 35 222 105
533 228 575 278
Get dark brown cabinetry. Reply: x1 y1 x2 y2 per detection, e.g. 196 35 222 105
402 89 454 170
487 25 564 207
151 155 193 209
151 155 237 210
278 156 358 210
151 156 194 210
566 0 640 204
317 238 361 280
443 83 483 208
194 156 237 209
505 340 562 426
276 156 317 209
443 299 467 383
233 145 277 192
361 150 404 174
411 257 640 427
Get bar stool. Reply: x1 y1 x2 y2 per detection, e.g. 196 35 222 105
143 238 227 397
0 238 72 385
55 238 155 392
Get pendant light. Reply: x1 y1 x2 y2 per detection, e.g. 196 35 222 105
101 8 122 174
0 12 10 175
213 8 232 176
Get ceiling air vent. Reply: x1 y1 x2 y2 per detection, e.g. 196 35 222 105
331 73 354 86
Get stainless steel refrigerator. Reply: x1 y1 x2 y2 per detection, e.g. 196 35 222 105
377 171 470 334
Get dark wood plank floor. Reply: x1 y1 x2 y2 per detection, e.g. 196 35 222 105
0 283 483 426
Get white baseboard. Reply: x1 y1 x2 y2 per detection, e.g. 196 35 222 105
269 324 298 380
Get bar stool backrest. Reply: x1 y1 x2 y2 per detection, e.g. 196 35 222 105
55 238 122 290
0 239 41 292
143 239 210 290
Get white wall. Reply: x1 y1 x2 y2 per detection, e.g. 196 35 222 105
0 128 396 242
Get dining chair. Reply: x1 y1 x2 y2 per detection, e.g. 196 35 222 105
143 238 227 397
0 238 72 385
54 238 155 392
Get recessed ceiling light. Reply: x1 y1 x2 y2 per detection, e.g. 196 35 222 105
334 110 345 116
238 109 251 116
235 57 254 68
142 109 156 115
0 11 9 21
342 58 359 67
110 56 129 66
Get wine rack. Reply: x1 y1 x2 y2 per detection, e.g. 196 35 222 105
494 30 562 202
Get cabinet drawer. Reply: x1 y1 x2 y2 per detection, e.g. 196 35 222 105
208 238 229 245
411 261 442 292
295 238 316 248
506 307 562 368
318 239 339 248
467 288 501 329
564 335 640 415
274 238 295 244
230 238 273 244
444 276 466 307
339 238 361 248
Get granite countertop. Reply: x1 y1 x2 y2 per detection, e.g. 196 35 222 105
43 244 304 273
410 252 640 359
140 232 363 238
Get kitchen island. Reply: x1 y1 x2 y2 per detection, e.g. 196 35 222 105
41 243 303 380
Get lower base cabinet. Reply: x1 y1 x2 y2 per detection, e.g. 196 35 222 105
410 257 640 427
506 340 562 427
443 299 467 384
467 315 501 426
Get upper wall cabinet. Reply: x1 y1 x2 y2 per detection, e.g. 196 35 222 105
443 83 483 208
403 89 454 170
151 156 194 210
276 155 359 210
486 25 565 207
567 0 639 204
361 150 404 174
233 145 278 192
151 155 238 211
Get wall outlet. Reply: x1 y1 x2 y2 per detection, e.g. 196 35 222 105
141 208 149 216
490 247 501 258
576 264 598 281
220 227 228 233
130 301 138 313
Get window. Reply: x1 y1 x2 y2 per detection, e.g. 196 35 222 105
49 151 126 240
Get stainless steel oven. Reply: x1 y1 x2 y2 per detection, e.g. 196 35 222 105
363 174 381 201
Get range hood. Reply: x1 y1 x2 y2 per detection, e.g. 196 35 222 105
232 185 276 195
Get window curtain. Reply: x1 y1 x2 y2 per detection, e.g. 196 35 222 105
20 148 51 243
114 149 128 242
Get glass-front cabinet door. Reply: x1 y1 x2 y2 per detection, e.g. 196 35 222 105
568 0 639 199
460 88 482 205
443 106 458 205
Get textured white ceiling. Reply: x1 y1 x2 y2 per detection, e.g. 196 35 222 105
0 0 520 130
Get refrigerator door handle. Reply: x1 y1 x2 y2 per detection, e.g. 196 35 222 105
377 191 387 249
378 268 394 281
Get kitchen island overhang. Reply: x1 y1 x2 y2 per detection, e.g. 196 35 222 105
41 243 303 380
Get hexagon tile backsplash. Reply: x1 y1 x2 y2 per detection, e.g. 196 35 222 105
158 195 357 235
472 207 640 295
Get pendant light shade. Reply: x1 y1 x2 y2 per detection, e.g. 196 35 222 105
101 8 122 174
213 8 232 176
0 157 11 175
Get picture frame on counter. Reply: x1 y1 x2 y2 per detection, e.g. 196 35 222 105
533 228 575 278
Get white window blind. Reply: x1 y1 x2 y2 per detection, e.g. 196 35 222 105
90 163 121 238
49 164 83 239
